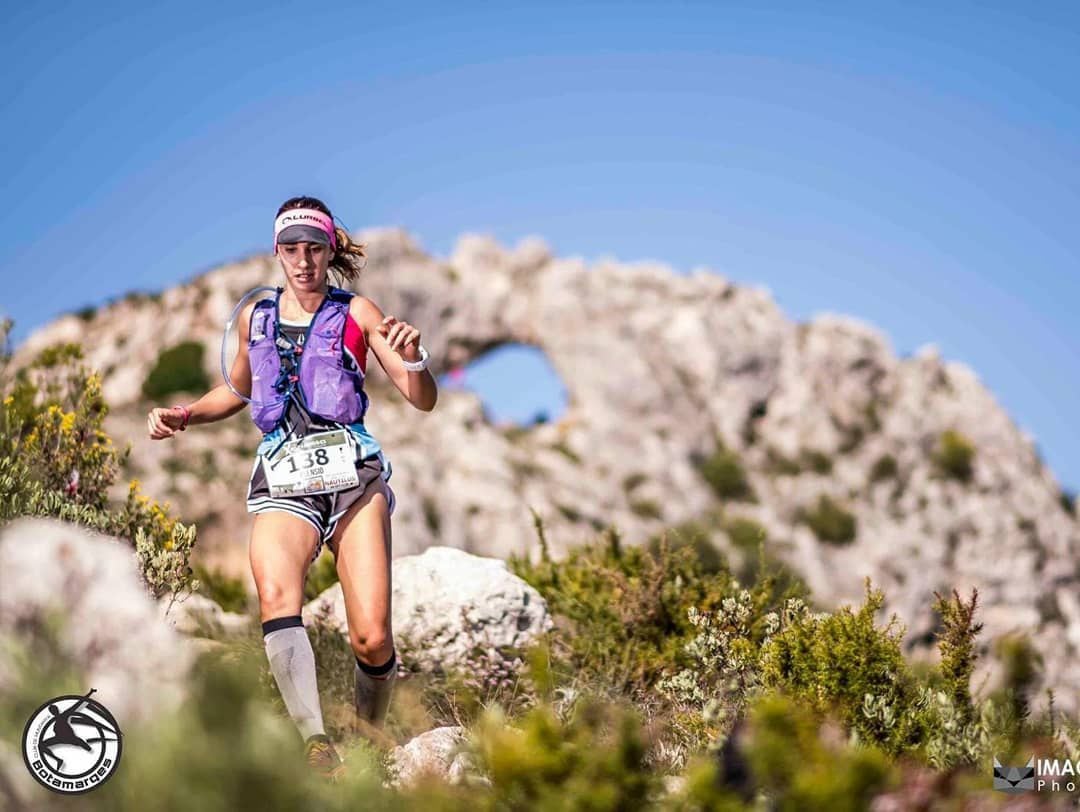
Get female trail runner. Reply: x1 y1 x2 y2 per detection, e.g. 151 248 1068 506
146 196 437 781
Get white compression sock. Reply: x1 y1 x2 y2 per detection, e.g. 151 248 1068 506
263 615 326 741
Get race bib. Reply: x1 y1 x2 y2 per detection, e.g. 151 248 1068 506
263 429 359 498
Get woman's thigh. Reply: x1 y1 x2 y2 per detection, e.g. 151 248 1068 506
328 479 393 649
249 510 321 621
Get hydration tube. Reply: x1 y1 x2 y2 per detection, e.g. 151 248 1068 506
221 286 278 403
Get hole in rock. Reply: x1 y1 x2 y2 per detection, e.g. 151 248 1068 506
440 343 568 427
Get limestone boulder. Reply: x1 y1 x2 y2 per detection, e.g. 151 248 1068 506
303 546 552 671
0 518 194 726
386 725 476 788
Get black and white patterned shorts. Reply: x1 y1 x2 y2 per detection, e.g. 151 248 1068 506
246 452 396 562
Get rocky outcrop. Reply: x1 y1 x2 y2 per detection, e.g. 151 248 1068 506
13 227 1080 708
304 546 552 670
161 592 251 639
387 726 475 787
0 518 195 726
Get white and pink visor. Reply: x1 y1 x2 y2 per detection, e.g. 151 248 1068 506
274 208 337 249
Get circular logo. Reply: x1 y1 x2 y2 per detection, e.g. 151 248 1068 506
21 689 122 795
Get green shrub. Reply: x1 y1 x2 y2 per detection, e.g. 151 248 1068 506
670 694 897 810
1 343 124 507
933 589 982 723
764 447 802 476
760 585 920 753
510 524 742 696
1059 488 1076 517
1 339 199 606
304 550 340 602
646 520 726 575
838 424 866 454
933 430 975 483
142 340 211 400
724 516 766 553
993 635 1042 747
622 472 647 493
657 589 766 742
799 449 833 475
799 495 857 545
696 442 755 501
722 516 799 590
629 498 662 520
471 701 658 810
194 564 250 614
869 454 898 483
765 447 834 477
742 694 894 811
422 495 442 536
658 582 932 759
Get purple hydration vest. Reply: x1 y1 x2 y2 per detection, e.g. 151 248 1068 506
247 287 368 433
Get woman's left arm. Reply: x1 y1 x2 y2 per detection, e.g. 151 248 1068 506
351 296 438 412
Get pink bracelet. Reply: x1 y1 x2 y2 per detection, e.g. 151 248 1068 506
174 405 191 431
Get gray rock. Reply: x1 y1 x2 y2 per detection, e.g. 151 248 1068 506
159 592 252 638
0 518 194 726
303 546 552 671
387 725 474 787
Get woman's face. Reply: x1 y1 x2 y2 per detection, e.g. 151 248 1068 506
276 241 331 292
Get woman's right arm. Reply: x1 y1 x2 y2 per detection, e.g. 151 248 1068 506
147 302 254 440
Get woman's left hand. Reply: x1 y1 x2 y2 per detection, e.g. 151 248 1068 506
377 316 422 361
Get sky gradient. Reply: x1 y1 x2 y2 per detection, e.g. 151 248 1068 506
2 1 1077 491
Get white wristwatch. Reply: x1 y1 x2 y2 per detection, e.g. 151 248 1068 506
401 345 430 372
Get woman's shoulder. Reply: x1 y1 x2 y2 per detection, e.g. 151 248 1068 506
346 294 383 335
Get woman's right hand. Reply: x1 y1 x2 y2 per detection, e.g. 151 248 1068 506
147 406 187 440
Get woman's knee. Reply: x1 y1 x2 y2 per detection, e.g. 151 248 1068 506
349 625 393 659
255 578 302 618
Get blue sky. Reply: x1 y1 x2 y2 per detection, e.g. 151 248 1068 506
2 2 1077 491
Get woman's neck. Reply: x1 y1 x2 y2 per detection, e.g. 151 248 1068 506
280 284 328 319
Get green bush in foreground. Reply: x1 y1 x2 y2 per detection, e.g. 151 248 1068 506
4 517 1076 810
472 701 658 811
142 340 211 400
761 586 918 753
1 336 199 605
510 516 752 698
741 694 893 812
